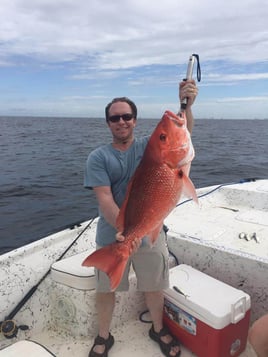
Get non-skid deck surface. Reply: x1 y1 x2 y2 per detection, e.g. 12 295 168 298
2 319 256 357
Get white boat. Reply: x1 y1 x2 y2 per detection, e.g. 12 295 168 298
0 178 267 357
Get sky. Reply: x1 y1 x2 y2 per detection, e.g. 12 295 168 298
0 0 268 119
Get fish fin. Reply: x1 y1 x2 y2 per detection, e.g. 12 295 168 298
82 243 129 291
147 223 163 245
181 169 198 204
182 162 191 176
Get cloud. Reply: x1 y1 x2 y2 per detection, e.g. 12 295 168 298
1 0 268 69
0 0 268 119
217 96 268 103
208 73 268 82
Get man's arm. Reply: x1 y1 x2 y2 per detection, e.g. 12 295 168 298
93 186 119 228
93 185 141 251
179 79 198 135
185 107 194 135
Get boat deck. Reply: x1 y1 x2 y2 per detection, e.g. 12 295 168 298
0 318 257 357
166 181 268 259
166 180 268 323
1 180 267 357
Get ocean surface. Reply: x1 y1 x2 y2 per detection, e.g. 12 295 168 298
1 116 267 255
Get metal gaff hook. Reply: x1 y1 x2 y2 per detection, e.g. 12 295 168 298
180 53 201 112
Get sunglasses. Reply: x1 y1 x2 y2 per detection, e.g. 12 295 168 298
108 113 134 123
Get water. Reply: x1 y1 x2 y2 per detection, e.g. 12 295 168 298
1 116 267 254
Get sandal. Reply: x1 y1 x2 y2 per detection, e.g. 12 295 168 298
149 325 181 357
89 333 114 357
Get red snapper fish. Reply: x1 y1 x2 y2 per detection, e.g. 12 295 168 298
82 110 198 290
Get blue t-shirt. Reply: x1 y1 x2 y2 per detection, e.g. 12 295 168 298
84 136 149 246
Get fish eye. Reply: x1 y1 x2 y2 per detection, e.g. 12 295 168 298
159 133 166 141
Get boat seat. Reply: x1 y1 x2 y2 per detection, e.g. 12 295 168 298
51 248 177 291
51 250 95 290
0 340 56 356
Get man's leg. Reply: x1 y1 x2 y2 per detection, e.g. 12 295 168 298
90 254 131 355
133 230 180 356
92 292 115 354
248 313 268 357
145 291 180 356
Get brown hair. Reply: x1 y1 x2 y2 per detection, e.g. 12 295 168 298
105 97 138 122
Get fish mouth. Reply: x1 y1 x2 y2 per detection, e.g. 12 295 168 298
171 118 185 128
169 112 185 128
168 144 188 152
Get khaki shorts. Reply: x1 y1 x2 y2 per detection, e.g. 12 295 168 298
95 229 170 292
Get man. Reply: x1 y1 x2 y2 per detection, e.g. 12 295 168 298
84 80 198 357
248 313 268 357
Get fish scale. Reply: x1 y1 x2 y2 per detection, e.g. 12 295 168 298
122 165 184 240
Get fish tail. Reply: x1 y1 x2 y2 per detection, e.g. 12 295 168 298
82 243 129 291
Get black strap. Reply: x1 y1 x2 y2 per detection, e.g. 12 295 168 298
192 54 201 82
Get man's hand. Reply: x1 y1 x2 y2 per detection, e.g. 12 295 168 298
116 232 141 254
179 79 198 108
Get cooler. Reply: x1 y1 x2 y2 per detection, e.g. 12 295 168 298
163 264 251 357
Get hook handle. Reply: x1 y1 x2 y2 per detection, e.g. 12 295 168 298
180 54 201 111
